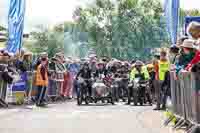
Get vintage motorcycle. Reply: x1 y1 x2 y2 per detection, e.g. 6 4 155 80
127 77 152 106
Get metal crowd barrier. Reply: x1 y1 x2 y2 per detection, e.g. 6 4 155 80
190 73 200 124
170 71 200 132
0 72 7 101
0 70 67 106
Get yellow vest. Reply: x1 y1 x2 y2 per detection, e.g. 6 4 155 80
35 64 48 86
158 60 170 81
130 66 150 81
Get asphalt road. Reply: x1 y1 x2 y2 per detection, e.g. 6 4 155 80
0 101 169 133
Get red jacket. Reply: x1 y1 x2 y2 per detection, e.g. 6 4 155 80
185 51 200 71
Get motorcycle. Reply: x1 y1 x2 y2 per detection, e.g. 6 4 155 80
92 77 115 105
77 74 115 105
127 77 152 106
114 77 128 102
77 77 92 105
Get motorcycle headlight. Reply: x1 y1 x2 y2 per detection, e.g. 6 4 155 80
140 84 146 87
112 84 118 88
128 83 133 87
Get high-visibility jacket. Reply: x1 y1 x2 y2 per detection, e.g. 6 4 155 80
158 60 170 81
130 66 150 81
35 64 48 86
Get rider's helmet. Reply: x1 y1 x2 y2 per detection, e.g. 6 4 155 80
134 60 144 72
83 61 89 66
83 61 89 69
134 60 144 66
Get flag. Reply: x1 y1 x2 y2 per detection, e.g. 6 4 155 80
7 0 26 54
164 0 180 46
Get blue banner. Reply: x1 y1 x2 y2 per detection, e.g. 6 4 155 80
164 0 180 46
7 0 26 54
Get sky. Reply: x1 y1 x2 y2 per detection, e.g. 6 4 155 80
0 0 200 32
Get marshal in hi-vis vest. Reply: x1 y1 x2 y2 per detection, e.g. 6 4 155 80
158 60 170 81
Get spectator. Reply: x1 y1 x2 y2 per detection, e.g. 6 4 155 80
175 39 196 73
185 22 200 71
23 52 33 71
35 57 48 107
185 41 200 71
154 50 170 110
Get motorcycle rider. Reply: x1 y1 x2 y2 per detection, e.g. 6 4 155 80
94 60 107 79
129 60 150 104
119 63 129 101
76 62 92 97
130 61 150 81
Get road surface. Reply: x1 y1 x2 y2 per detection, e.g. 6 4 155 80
0 101 175 133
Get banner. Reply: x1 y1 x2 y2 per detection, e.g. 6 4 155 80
164 0 180 46
7 0 26 54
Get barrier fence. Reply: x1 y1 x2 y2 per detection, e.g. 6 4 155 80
170 71 200 131
0 71 68 105
0 72 7 101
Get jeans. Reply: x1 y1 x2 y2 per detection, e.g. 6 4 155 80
36 86 47 104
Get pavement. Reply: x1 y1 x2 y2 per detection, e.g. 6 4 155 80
0 101 183 133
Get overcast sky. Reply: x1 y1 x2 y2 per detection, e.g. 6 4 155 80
0 0 200 32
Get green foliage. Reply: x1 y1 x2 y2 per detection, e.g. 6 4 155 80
73 0 169 60
179 9 200 30
29 25 64 58
27 1 200 60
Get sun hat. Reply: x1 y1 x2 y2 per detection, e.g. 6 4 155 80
187 21 200 39
180 39 196 49
176 36 189 46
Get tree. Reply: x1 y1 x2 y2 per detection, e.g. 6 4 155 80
28 24 64 57
179 9 200 33
73 0 169 60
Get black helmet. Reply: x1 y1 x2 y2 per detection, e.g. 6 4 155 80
170 45 179 54
83 61 89 66
131 60 136 65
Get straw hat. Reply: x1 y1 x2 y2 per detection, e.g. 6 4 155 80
98 60 104 65
24 52 32 56
51 56 58 61
40 52 47 56
176 36 188 46
55 52 63 57
180 39 196 49
187 21 200 39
